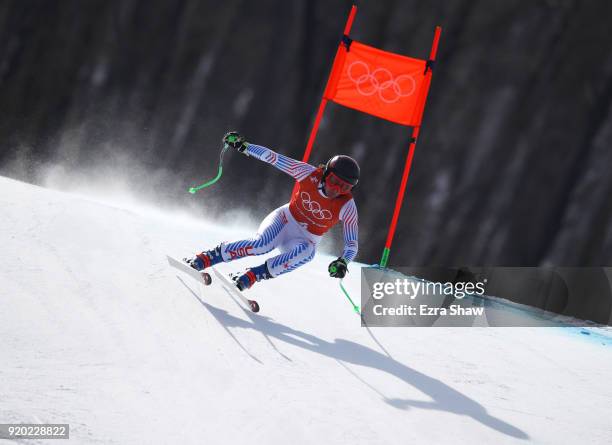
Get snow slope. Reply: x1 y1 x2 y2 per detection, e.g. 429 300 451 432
1 175 611 444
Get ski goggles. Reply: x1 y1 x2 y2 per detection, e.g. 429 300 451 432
326 172 354 194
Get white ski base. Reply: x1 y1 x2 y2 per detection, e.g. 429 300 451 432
212 267 258 312
166 254 209 285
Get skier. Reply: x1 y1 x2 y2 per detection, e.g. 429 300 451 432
186 131 359 291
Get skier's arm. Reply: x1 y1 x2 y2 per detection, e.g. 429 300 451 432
339 199 359 263
245 144 316 181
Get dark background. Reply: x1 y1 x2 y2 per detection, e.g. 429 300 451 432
1 0 612 266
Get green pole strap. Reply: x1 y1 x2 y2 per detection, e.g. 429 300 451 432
188 144 230 194
188 166 223 194
379 247 391 268
339 279 360 314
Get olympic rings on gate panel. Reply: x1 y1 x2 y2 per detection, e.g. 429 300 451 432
347 60 416 104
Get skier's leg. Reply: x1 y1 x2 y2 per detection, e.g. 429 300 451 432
266 240 316 277
234 239 316 290
222 207 288 261
187 206 288 271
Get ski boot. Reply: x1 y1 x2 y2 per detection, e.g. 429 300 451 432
185 245 224 271
233 263 272 292
184 245 224 285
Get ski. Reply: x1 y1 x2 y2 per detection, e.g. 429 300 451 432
166 255 212 286
167 255 259 313
212 267 260 313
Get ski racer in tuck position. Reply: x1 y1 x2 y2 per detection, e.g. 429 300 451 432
186 131 360 291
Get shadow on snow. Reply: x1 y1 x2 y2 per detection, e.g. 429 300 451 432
178 277 528 440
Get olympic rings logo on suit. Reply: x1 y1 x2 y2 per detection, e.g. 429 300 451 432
300 192 332 220
347 60 416 104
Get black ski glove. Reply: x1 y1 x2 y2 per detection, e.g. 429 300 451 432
328 257 348 278
223 131 249 155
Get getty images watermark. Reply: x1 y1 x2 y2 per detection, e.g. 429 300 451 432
372 278 486 313
361 268 488 327
360 267 612 327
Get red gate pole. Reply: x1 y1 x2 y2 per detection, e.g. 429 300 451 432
292 5 357 195
380 26 441 268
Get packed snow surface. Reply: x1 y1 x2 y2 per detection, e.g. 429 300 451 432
1 176 611 444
